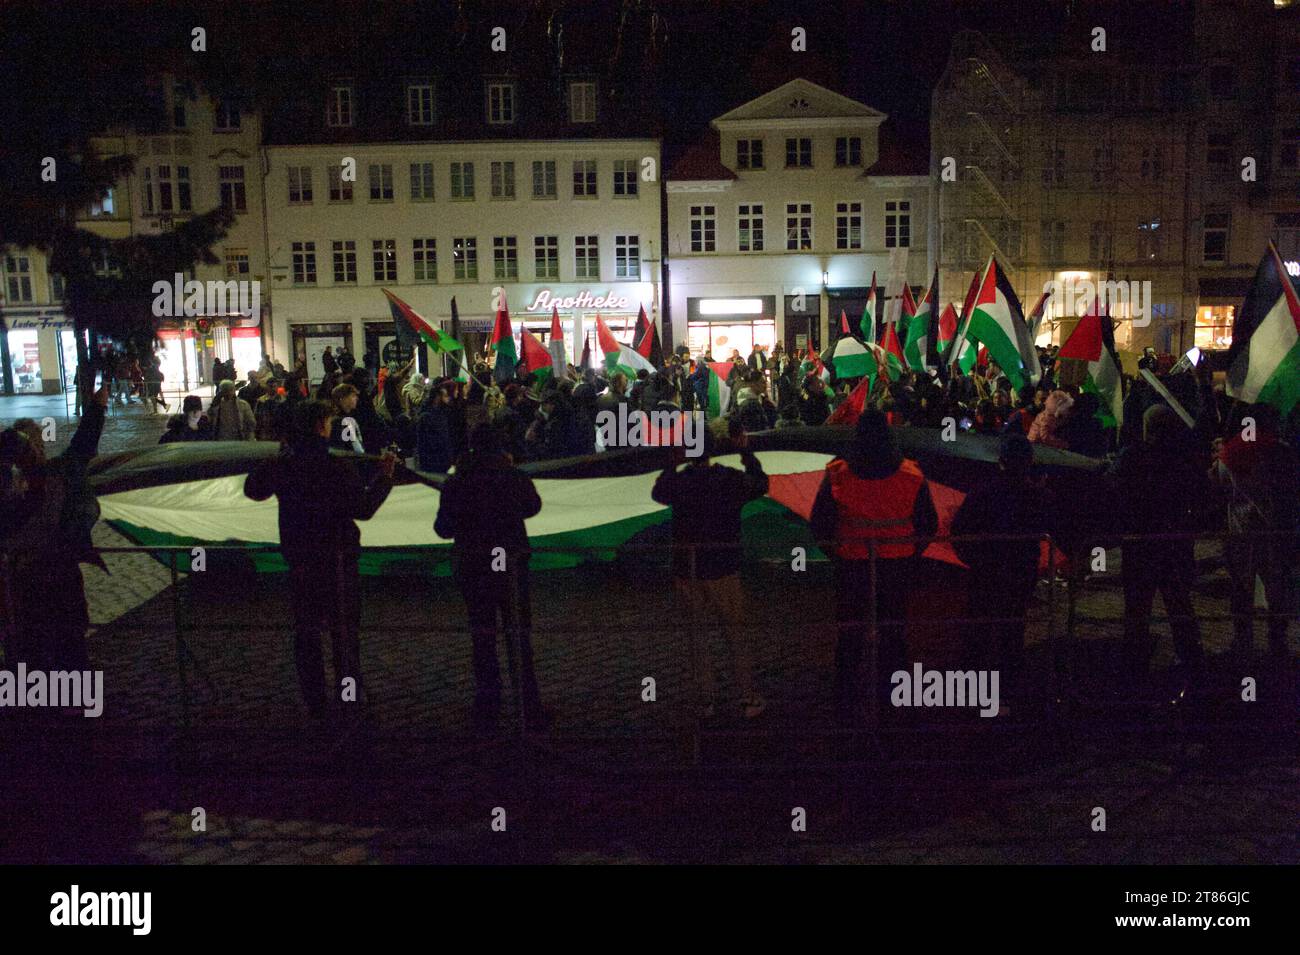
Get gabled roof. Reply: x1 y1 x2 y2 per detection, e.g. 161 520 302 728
666 129 737 182
712 78 885 127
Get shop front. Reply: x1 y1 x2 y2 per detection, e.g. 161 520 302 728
290 323 355 384
0 307 76 396
684 295 777 361
1196 277 1252 352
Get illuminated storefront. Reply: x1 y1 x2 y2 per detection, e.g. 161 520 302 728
685 296 777 360
1195 304 1235 350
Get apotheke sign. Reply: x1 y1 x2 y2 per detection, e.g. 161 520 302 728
525 288 633 312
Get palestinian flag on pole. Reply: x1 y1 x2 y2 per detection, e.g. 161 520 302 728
487 294 518 385
880 319 906 381
1058 296 1124 429
632 304 664 368
383 289 463 355
706 361 733 418
936 303 958 361
578 332 594 373
825 374 870 426
520 327 554 388
547 306 568 374
449 296 468 381
859 271 879 342
829 335 878 379
1226 243 1300 417
904 270 937 372
596 314 655 378
946 269 982 372
1025 290 1050 343
959 256 1041 390
806 344 831 384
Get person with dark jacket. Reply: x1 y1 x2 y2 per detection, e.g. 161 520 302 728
951 434 1052 707
1059 392 1110 457
0 375 107 672
159 395 213 443
687 355 712 417
415 382 456 472
1211 402 1299 660
1111 404 1212 685
799 374 831 425
321 346 338 378
434 424 546 731
652 422 769 718
244 400 396 715
337 347 356 374
810 409 939 724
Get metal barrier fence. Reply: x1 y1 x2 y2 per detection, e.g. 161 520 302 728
1 532 1295 768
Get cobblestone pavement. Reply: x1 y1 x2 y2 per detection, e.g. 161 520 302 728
1 406 1295 864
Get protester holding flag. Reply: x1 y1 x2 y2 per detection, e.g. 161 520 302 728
810 410 938 724
434 423 547 732
651 422 769 720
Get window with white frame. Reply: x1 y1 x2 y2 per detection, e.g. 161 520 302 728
214 100 241 132
453 237 478 281
486 81 516 124
573 160 597 197
4 255 32 303
407 83 434 125
332 241 357 284
328 165 352 202
224 248 249 278
142 167 153 212
532 160 556 198
327 83 354 127
291 242 317 285
534 236 559 279
569 81 597 123
613 159 638 197
737 139 764 170
491 161 516 199
50 272 65 301
219 165 246 212
575 235 599 279
410 161 434 200
835 137 862 167
785 202 812 250
885 200 910 248
738 204 764 252
451 161 475 199
413 238 437 282
368 164 394 201
493 236 518 280
615 235 640 278
835 201 862 250
372 239 397 282
288 166 313 204
176 166 192 212
689 205 716 252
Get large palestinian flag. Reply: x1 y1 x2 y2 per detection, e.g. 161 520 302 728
880 319 906 381
1058 296 1123 429
706 361 733 417
547 306 568 373
859 272 879 343
520 327 554 387
936 303 958 362
596 314 655 379
1025 290 1050 343
632 304 664 368
959 256 1040 389
1226 243 1300 417
829 335 878 380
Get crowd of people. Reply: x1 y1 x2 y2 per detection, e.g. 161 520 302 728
2 332 1296 734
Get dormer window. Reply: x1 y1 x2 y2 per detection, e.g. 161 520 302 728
569 81 597 123
486 81 516 125
214 100 241 132
327 82 354 127
408 82 435 125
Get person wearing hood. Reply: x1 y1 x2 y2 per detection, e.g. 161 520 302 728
810 409 938 724
1111 403 1212 686
159 395 213 443
435 423 547 732
1027 389 1073 449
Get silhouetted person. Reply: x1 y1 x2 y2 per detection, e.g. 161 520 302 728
951 434 1052 708
811 409 938 724
434 424 546 732
244 400 395 716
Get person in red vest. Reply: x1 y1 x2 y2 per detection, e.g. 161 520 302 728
811 409 937 725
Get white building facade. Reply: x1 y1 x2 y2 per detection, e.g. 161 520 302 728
264 138 661 380
665 79 930 361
